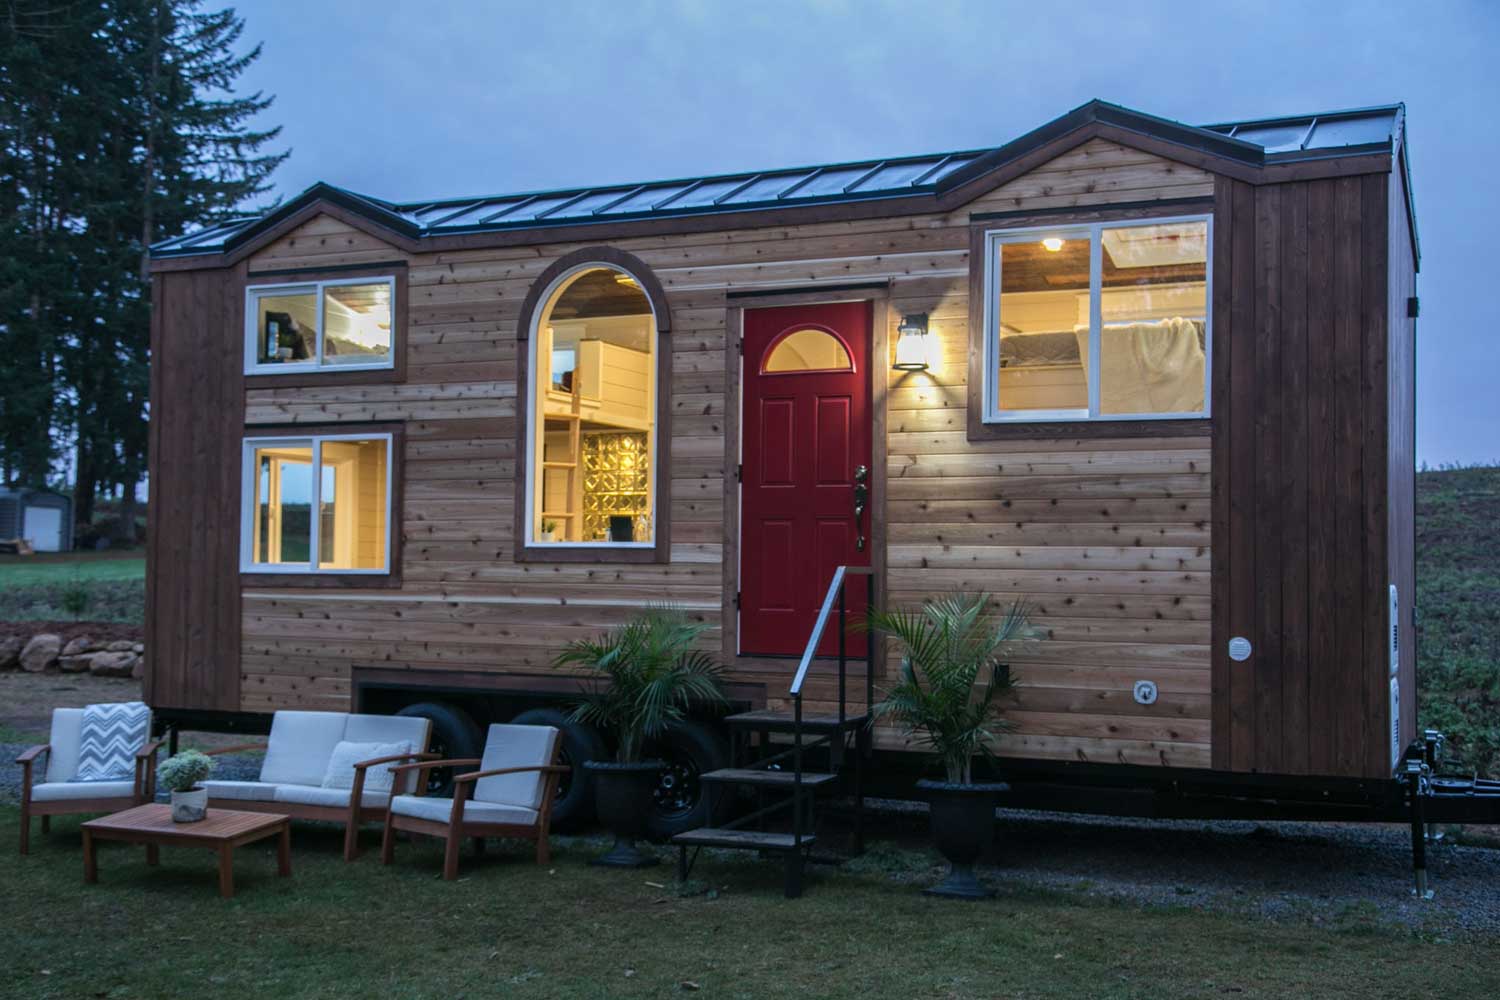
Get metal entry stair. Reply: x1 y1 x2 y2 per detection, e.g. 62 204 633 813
673 566 873 898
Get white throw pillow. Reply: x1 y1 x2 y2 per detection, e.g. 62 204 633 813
321 740 411 794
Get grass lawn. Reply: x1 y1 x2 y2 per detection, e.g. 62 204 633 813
0 550 146 586
0 551 145 625
3 810 1496 1000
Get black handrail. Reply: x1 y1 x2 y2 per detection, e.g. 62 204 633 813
787 565 875 848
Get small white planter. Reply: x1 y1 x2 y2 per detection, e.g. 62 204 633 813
170 786 208 823
539 531 555 543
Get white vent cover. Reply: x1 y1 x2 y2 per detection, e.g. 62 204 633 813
1133 680 1158 705
1389 584 1400 677
1390 676 1402 770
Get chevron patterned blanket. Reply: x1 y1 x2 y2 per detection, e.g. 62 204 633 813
74 702 151 782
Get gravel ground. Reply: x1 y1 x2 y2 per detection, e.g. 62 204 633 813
856 800 1500 938
6 744 1497 938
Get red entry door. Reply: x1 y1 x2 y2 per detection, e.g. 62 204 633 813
740 301 872 657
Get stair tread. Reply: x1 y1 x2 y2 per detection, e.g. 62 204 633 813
672 827 815 850
726 709 869 731
701 768 839 787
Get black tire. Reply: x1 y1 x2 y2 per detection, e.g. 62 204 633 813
396 701 483 796
642 719 731 840
509 707 607 829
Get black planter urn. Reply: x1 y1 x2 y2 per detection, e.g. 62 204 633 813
917 779 1008 899
585 760 663 867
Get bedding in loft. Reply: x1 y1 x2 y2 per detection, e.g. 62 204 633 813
1000 317 1205 414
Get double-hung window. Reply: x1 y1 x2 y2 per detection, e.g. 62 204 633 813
241 433 392 574
982 216 1211 422
245 276 397 374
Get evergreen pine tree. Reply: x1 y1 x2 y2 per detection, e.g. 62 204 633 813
0 0 286 541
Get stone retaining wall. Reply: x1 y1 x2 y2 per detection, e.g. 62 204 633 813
0 631 144 678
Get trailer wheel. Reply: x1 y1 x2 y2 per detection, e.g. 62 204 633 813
509 708 607 829
396 702 482 796
642 719 730 840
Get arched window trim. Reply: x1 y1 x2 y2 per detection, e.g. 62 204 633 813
758 323 857 375
513 246 672 565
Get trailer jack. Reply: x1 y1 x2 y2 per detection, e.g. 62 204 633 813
1405 757 1433 900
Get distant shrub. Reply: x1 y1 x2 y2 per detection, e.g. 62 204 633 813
59 578 92 620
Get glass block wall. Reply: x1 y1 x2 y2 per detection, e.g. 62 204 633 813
581 431 651 542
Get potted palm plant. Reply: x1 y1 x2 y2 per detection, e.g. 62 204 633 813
865 592 1035 898
555 606 727 867
158 750 216 823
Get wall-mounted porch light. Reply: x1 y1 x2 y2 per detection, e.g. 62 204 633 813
892 312 931 372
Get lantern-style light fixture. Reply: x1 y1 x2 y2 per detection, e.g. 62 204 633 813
892 312 930 371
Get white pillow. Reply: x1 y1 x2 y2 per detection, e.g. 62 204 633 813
321 740 412 794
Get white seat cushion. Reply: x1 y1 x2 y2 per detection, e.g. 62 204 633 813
203 780 279 802
389 793 538 827
474 724 559 809
31 780 136 803
44 708 85 784
321 740 412 794
259 711 349 787
274 783 391 809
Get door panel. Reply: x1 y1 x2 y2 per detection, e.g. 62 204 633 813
740 302 872 657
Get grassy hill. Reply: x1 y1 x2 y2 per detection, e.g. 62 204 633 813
1417 465 1500 776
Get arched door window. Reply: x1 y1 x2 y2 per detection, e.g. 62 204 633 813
761 327 854 374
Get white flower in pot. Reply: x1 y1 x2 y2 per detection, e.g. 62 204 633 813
158 750 216 822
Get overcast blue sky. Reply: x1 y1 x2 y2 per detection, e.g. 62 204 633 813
235 0 1497 466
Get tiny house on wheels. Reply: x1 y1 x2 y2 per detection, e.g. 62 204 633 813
147 99 1445 864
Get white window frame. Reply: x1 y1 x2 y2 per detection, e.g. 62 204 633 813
239 432 393 574
523 262 658 551
244 275 397 375
981 214 1212 423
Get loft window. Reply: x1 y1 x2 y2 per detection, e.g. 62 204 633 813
245 277 396 373
241 434 391 573
526 265 656 547
982 216 1210 422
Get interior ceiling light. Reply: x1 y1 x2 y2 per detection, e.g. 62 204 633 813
1041 237 1064 252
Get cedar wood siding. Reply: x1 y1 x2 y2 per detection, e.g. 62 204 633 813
147 133 1413 779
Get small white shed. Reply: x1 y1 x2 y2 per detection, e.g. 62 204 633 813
0 488 73 552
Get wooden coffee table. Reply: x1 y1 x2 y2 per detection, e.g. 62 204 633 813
82 803 291 898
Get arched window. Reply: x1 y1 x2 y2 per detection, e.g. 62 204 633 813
761 327 854 373
526 263 658 547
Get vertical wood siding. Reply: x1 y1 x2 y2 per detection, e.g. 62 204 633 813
146 265 244 711
1210 173 1400 778
1386 150 1418 754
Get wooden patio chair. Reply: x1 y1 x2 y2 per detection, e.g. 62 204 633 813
17 704 162 854
381 723 567 880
